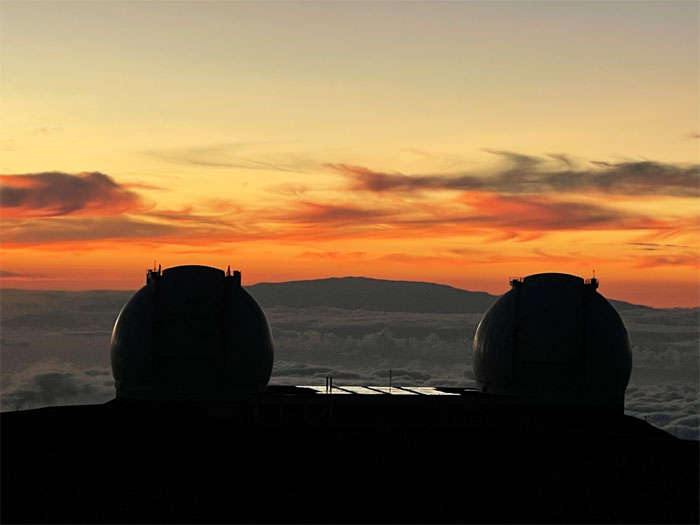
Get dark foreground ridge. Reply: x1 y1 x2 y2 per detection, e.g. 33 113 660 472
2 387 698 524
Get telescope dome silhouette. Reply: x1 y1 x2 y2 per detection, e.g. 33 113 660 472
111 265 274 401
473 273 632 410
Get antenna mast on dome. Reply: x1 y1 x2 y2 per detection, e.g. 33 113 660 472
586 269 599 289
146 261 162 284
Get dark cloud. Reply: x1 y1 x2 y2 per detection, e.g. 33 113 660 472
122 181 166 191
0 172 144 218
483 148 544 170
328 163 483 193
358 192 673 232
3 155 693 248
453 193 639 230
628 242 689 251
270 194 649 235
329 155 700 197
546 153 574 168
282 202 393 223
4 371 94 407
0 270 46 278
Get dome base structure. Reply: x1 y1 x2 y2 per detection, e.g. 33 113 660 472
110 265 274 401
473 273 632 412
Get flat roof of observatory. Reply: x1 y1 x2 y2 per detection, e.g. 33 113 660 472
522 272 585 283
289 385 464 395
511 272 597 287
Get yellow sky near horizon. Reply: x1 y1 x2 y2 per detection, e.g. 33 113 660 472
1 1 699 307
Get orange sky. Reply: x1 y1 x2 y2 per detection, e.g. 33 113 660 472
1 1 699 307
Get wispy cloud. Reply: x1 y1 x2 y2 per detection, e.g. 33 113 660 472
265 183 309 196
633 253 700 268
0 270 47 278
0 216 183 245
0 172 144 218
329 154 700 198
144 142 315 173
1 152 696 252
453 192 669 230
0 139 20 152
32 126 64 135
300 251 367 260
627 242 691 251
281 202 393 224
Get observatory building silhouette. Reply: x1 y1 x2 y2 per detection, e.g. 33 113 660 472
111 267 632 411
473 272 632 410
110 265 273 401
3 268 698 525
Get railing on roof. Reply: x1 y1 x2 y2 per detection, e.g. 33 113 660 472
509 276 524 287
584 277 599 289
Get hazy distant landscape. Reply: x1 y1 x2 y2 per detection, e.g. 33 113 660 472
1 278 698 439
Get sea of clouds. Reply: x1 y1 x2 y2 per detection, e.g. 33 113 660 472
1 291 697 439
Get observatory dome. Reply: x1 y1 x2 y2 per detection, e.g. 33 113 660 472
473 273 632 410
111 265 274 401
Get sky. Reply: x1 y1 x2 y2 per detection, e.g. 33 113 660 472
1 0 698 307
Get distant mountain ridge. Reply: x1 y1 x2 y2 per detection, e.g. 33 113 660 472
245 276 649 313
247 276 497 313
1 277 652 317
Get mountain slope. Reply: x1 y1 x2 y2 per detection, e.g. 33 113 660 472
246 276 650 313
247 276 498 313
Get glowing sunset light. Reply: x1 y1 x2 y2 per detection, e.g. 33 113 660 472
1 1 698 308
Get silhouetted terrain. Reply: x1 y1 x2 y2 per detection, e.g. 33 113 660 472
248 276 498 312
247 276 648 312
1 279 698 438
1 278 699 522
2 395 698 524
